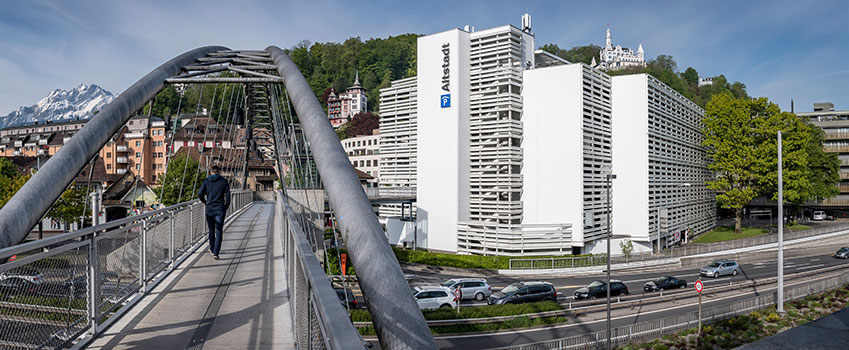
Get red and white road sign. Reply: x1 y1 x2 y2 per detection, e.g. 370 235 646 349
453 287 462 300
694 280 703 293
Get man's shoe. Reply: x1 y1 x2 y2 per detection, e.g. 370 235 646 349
213 255 220 260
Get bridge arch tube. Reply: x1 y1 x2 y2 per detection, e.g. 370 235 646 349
267 46 437 350
0 46 229 250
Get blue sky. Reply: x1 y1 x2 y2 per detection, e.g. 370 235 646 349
0 0 846 114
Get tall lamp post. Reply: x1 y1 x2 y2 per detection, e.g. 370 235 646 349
777 131 785 313
606 173 616 350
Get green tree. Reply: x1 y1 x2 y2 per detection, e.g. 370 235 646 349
682 67 699 86
45 186 87 225
703 93 813 233
0 160 28 209
539 44 602 65
158 154 207 206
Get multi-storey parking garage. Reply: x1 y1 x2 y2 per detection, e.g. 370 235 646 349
378 77 418 218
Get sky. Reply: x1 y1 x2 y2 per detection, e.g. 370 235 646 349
0 0 847 114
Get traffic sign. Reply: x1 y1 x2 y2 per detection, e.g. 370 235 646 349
453 287 462 300
694 280 703 293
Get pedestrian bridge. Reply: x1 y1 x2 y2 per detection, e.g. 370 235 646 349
0 47 434 349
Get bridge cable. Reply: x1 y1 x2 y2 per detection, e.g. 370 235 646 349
177 83 211 202
157 85 187 204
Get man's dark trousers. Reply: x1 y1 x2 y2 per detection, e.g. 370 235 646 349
206 209 225 255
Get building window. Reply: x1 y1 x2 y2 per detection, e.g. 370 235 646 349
106 164 112 170
136 141 141 147
106 152 111 158
152 175 156 182
136 152 141 158
135 164 140 170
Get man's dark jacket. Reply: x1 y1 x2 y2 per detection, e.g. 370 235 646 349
198 175 231 213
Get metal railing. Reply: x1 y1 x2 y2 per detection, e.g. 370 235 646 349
0 190 252 349
509 222 849 269
275 190 365 350
498 272 849 350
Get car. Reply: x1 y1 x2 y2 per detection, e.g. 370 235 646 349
334 288 358 310
700 260 739 278
834 247 849 259
0 267 45 296
643 276 687 292
813 211 826 221
573 280 629 300
487 281 557 305
412 286 457 310
439 278 492 301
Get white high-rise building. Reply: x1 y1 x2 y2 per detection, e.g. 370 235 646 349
611 74 716 251
378 77 418 218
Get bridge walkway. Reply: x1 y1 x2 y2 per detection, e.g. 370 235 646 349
87 202 295 349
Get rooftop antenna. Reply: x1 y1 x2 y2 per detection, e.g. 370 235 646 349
522 12 532 33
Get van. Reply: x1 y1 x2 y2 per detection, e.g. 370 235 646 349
813 211 826 221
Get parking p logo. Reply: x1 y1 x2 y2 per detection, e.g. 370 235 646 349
440 94 451 108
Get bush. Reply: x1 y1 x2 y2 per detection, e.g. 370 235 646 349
765 313 781 322
392 247 591 270
652 344 668 350
325 248 355 275
351 301 562 322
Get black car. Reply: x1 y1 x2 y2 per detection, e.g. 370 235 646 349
487 281 557 305
643 276 687 292
834 247 849 259
334 288 358 310
574 280 629 300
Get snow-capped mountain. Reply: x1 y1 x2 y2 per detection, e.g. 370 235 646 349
0 84 114 129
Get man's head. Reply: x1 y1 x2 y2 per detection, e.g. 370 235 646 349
210 165 221 175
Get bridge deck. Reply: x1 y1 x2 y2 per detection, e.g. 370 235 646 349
88 202 295 349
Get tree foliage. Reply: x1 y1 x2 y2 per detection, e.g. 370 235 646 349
0 158 28 209
45 186 87 224
702 93 835 232
539 43 602 65
342 112 379 139
287 34 419 112
158 154 207 206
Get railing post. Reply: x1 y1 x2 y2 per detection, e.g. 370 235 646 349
169 210 175 266
88 230 100 334
140 219 148 292
189 204 194 242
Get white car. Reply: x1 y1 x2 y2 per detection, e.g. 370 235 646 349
413 286 457 311
813 211 826 221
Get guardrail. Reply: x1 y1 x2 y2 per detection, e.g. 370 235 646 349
509 222 849 269
0 190 252 349
275 190 366 350
495 271 849 349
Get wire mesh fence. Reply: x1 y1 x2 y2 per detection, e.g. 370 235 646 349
0 191 252 349
509 222 849 269
497 272 849 350
276 190 366 350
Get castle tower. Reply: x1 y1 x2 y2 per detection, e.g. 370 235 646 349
605 25 612 50
637 43 644 60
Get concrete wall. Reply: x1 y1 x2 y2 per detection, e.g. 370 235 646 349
611 74 652 253
415 29 471 253
521 64 584 248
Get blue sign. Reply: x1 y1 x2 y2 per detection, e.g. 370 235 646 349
440 94 451 108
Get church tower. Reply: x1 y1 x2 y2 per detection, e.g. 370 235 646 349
605 25 612 49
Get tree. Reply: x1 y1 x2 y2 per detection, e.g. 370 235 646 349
343 112 379 139
158 154 208 206
619 239 634 262
682 67 699 86
703 93 813 233
539 43 602 65
0 161 28 209
45 186 87 225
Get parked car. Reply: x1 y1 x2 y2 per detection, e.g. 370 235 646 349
813 211 826 221
439 278 492 301
0 267 44 296
412 286 456 310
834 247 849 259
643 276 687 292
700 260 739 278
334 288 358 310
487 281 557 305
573 280 629 300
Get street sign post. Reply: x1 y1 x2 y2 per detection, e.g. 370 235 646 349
453 287 462 314
695 279 703 340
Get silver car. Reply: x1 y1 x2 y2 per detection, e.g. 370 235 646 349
440 278 492 301
700 260 739 278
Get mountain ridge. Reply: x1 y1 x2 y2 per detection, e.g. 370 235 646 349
0 84 114 129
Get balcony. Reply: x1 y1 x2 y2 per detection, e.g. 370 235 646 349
116 157 128 164
116 145 128 152
823 145 849 153
823 132 849 140
37 149 46 155
38 139 48 145
116 168 127 174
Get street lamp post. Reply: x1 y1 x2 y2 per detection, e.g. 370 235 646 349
777 131 785 313
606 173 616 350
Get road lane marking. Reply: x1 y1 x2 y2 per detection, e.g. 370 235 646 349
793 264 825 271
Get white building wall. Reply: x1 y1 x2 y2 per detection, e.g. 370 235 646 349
416 29 471 253
378 77 418 218
521 64 583 249
342 133 380 182
611 74 652 252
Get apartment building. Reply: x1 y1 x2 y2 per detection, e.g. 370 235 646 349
801 102 849 206
611 74 716 253
327 73 368 128
0 119 87 157
342 131 380 185
378 77 418 217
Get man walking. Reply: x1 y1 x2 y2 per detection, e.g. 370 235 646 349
198 165 231 260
